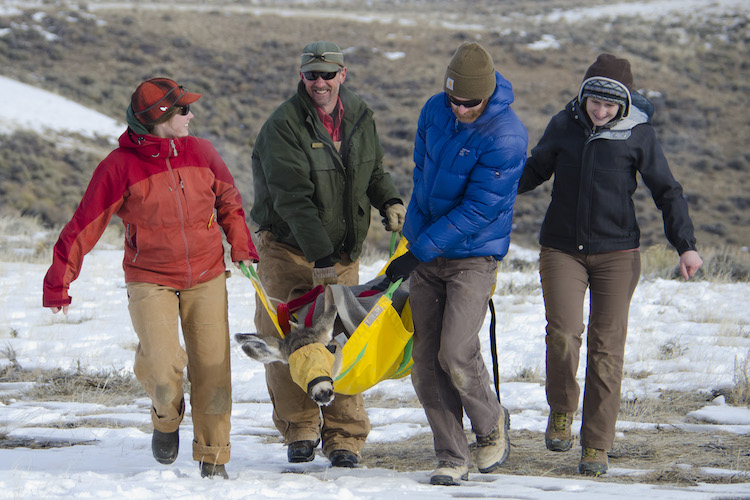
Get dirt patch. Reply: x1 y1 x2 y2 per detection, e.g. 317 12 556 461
360 423 750 485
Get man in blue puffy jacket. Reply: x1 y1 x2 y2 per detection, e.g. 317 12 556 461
386 42 528 486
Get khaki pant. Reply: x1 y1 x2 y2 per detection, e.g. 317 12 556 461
254 231 370 456
127 272 232 465
409 256 501 466
539 247 641 450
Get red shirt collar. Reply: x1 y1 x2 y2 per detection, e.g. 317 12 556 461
314 97 344 142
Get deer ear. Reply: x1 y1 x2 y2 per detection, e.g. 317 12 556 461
234 333 285 363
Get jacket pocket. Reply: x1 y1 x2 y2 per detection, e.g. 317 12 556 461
125 223 140 263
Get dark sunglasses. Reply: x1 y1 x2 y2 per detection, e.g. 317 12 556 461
303 71 339 81
177 104 190 115
448 95 483 108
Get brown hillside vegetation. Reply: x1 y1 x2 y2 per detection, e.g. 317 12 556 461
0 0 748 255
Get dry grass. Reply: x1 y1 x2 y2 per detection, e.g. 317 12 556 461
0 1 748 256
1 364 146 407
361 392 750 484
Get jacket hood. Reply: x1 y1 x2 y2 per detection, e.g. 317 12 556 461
568 90 654 132
118 128 186 158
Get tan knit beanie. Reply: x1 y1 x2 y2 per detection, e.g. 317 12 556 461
444 42 496 100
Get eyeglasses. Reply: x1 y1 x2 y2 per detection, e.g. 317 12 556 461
448 95 483 108
303 71 339 81
177 104 190 116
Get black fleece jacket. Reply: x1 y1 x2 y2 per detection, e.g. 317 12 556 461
518 94 697 255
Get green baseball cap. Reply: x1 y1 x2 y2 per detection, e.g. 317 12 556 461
300 41 345 72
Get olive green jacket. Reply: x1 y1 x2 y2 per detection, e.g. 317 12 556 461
251 82 400 263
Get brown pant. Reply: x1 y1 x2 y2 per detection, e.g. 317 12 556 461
254 231 370 456
539 247 640 450
127 272 232 465
409 256 502 466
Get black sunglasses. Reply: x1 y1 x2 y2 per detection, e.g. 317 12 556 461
303 71 339 81
448 95 483 108
177 104 190 115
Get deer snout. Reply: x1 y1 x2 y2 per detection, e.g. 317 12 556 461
308 377 335 406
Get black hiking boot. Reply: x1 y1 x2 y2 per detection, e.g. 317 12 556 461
200 461 228 479
152 429 179 465
328 449 359 468
287 439 319 463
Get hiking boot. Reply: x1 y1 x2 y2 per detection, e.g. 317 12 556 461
151 429 179 465
579 447 608 476
287 439 319 463
545 410 574 452
430 461 469 486
328 449 359 468
474 406 510 473
200 461 228 479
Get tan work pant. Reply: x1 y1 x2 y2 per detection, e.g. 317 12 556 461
127 272 232 465
539 247 640 451
254 230 370 456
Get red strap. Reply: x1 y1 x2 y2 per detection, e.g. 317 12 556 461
276 285 325 334
277 302 291 335
304 301 317 328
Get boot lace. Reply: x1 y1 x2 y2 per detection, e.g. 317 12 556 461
581 447 601 460
551 411 570 432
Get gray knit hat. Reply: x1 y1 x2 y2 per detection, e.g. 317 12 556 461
444 42 496 100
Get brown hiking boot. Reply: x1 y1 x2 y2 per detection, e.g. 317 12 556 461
544 410 573 452
579 447 608 476
430 461 469 486
474 406 510 473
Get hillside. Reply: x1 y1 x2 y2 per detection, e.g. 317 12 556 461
0 0 748 253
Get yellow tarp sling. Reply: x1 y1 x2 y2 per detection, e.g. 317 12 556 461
240 235 415 394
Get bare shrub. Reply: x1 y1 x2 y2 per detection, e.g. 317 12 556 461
734 350 750 406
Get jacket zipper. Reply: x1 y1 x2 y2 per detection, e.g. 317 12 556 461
166 139 193 286
338 109 367 255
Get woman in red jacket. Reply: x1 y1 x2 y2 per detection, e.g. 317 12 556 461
42 78 258 479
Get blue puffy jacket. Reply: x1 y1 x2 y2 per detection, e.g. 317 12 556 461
404 72 528 262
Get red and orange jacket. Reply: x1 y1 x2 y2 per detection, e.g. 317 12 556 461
43 129 258 308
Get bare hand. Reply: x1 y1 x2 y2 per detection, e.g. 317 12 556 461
679 250 703 280
233 259 254 269
50 305 69 315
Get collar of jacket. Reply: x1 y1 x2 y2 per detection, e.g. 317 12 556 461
296 81 369 126
120 128 184 158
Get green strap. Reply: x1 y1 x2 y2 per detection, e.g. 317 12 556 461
239 261 257 280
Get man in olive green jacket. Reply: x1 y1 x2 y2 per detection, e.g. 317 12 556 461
251 41 404 468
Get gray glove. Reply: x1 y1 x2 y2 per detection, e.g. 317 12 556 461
312 256 338 287
382 202 406 232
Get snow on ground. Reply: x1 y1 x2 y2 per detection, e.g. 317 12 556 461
1 249 749 499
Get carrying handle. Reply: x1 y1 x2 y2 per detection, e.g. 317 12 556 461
239 261 258 280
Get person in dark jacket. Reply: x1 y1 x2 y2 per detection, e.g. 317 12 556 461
386 42 528 485
518 53 703 476
251 41 404 468
43 78 258 479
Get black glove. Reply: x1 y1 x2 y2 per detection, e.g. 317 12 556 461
385 251 421 282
